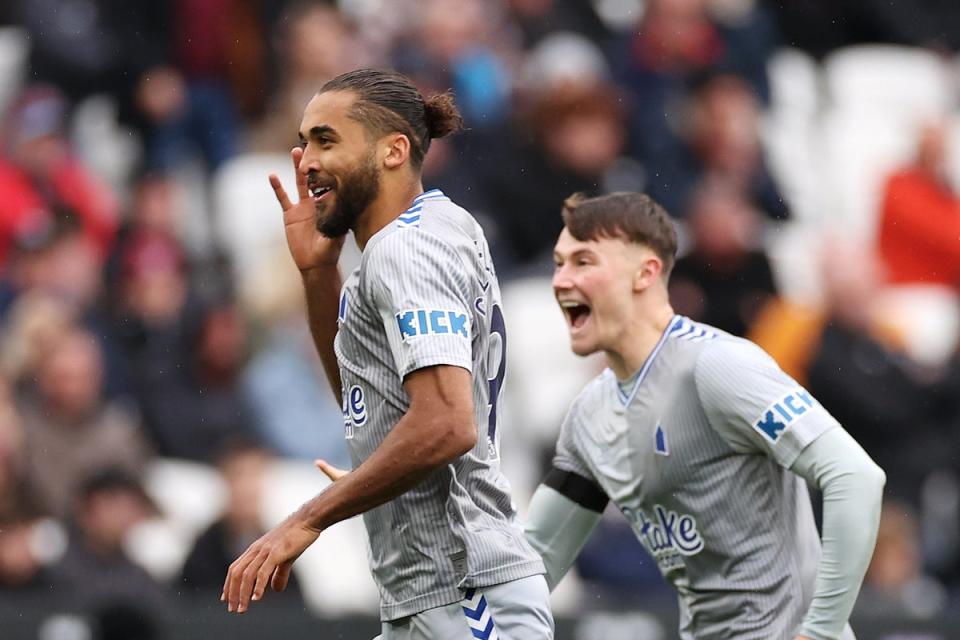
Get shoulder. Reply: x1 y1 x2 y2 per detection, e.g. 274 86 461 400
362 224 460 275
694 334 774 380
564 370 614 427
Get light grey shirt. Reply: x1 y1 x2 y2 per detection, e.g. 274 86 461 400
555 316 844 639
334 190 544 621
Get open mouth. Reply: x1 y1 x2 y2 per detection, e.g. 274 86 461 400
559 300 591 331
309 184 333 202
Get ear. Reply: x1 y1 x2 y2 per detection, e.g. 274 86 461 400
633 254 663 292
382 133 411 169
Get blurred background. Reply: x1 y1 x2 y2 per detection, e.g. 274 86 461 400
1 0 960 638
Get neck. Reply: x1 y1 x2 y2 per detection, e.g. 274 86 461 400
353 175 424 250
605 301 675 381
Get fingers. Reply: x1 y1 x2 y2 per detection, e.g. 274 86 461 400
271 561 293 592
223 547 275 614
315 458 348 482
250 550 277 605
269 174 293 211
291 147 309 201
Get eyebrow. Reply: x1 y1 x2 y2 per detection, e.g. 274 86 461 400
555 247 596 262
298 125 340 143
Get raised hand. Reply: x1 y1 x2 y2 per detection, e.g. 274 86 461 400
269 147 345 272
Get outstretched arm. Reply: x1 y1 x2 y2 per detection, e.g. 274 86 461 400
222 364 476 613
790 427 886 640
525 468 608 590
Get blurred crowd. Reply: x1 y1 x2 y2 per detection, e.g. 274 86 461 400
1 0 960 636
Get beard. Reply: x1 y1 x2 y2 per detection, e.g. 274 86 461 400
315 150 382 237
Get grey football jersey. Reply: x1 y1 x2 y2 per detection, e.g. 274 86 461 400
334 190 544 621
555 316 850 640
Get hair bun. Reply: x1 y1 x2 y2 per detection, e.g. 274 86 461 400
423 91 464 139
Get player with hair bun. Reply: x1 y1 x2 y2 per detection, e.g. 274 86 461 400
222 68 553 639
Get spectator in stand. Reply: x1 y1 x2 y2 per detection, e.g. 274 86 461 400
806 242 960 503
877 119 960 289
12 1 169 126
136 296 261 462
504 0 611 48
111 226 197 422
252 1 362 153
136 0 264 173
391 0 514 182
50 468 169 637
613 0 778 209
18 325 151 518
485 80 638 270
651 72 789 221
0 511 53 595
241 253 348 465
669 179 777 336
0 85 117 271
180 439 303 605
392 0 512 133
105 171 187 314
0 376 33 522
856 500 947 620
0 292 77 389
613 0 725 181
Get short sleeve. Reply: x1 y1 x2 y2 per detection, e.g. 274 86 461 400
365 230 474 380
552 393 598 484
694 338 840 468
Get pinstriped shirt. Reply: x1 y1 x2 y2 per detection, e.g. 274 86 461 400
555 317 841 639
334 190 544 621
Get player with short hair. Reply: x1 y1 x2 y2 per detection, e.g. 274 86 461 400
222 68 552 639
524 192 885 640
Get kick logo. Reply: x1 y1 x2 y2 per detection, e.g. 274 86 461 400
753 387 816 442
396 308 469 341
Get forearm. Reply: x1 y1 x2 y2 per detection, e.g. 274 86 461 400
525 484 602 590
295 410 472 532
301 265 343 399
791 428 886 640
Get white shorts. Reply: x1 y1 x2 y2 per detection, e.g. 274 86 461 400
375 574 553 640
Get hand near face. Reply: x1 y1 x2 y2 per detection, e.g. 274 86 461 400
270 147 345 272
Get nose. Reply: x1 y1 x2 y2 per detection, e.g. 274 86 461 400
297 146 317 176
552 263 572 293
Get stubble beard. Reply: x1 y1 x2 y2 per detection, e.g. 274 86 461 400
315 151 382 238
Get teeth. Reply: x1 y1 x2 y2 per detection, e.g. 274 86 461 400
311 186 331 197
559 301 585 308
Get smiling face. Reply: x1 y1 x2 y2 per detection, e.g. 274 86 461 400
553 228 658 357
299 90 384 237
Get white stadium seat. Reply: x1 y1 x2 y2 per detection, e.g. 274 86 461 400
212 152 294 284
0 26 28 118
817 110 916 244
823 45 953 119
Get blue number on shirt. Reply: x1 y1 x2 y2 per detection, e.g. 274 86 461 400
486 304 507 454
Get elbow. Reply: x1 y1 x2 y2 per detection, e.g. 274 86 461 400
848 458 886 505
423 417 477 466
446 419 478 458
865 460 886 495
